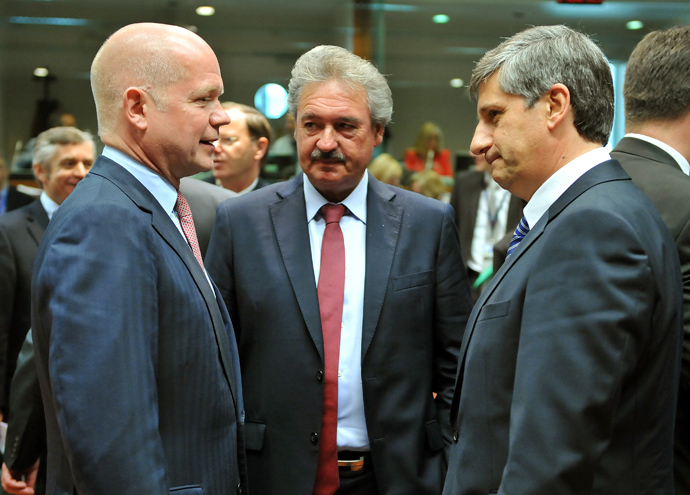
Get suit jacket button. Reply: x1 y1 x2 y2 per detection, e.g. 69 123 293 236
452 428 459 442
237 482 243 494
316 370 324 382
311 432 319 444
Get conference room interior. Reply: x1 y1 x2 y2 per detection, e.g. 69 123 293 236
2 0 689 187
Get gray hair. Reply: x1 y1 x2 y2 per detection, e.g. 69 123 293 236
624 26 690 127
469 25 614 145
90 26 191 136
287 45 393 127
33 126 95 175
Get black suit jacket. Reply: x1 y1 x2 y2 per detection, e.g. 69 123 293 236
5 187 35 213
206 173 472 495
32 156 246 495
612 136 690 495
0 199 48 414
2 333 46 495
444 160 682 494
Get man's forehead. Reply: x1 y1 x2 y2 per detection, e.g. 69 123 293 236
54 142 95 159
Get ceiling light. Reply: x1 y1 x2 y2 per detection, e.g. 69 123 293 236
34 67 50 77
626 20 644 30
10 16 90 26
433 14 450 24
196 6 215 16
450 78 464 88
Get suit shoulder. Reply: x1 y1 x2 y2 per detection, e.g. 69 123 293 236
0 203 35 230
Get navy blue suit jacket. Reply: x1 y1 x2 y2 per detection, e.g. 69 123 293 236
32 156 246 495
206 172 472 495
443 160 682 494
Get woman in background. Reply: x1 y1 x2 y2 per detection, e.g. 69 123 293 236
404 121 452 176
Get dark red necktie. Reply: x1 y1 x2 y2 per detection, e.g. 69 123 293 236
175 191 204 269
313 204 346 495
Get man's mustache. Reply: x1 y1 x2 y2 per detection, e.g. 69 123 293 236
311 149 346 162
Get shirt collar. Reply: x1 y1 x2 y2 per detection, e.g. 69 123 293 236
40 191 60 220
304 171 368 224
624 133 690 175
102 145 178 216
215 176 260 198
524 147 611 230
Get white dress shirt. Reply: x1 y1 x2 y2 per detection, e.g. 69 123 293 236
524 147 612 230
40 191 60 220
468 174 511 273
304 171 369 451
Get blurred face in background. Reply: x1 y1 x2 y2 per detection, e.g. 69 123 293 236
34 142 94 204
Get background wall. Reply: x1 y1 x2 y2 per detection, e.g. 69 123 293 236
2 0 689 170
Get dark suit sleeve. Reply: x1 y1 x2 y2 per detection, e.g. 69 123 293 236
33 201 168 494
0 223 16 412
4 333 45 472
206 203 238 332
499 209 673 494
676 220 690 393
434 205 472 448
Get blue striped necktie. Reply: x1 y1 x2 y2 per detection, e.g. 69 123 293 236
507 216 530 257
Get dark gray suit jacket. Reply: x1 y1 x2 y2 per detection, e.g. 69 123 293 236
2 332 46 495
612 136 690 495
0 199 48 414
444 160 682 494
206 172 472 495
32 156 246 495
179 177 236 259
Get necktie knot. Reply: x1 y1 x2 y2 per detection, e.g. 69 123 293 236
321 204 346 225
507 216 530 257
175 192 192 219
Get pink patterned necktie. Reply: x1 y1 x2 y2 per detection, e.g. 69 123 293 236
313 203 346 495
175 191 204 269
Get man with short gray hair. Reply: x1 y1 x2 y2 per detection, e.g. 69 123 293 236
443 25 682 495
207 45 472 495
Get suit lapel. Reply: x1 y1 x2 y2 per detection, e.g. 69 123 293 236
270 176 324 359
362 177 402 359
91 157 239 402
24 200 49 245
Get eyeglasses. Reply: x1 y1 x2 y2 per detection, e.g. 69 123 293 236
218 136 240 146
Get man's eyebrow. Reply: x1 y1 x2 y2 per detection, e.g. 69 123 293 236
300 113 362 124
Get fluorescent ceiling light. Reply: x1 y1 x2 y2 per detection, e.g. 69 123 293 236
433 14 450 24
196 6 215 16
10 16 90 26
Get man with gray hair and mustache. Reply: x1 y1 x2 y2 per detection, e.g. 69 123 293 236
207 45 472 495
443 25 682 495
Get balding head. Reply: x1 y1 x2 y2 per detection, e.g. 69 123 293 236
91 23 214 137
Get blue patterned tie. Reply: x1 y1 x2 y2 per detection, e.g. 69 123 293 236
507 216 530 257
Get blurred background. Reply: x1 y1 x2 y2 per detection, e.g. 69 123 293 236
1 0 689 173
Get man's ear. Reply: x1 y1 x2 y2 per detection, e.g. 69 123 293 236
373 124 385 147
33 162 48 188
254 137 270 161
123 87 149 131
545 83 570 131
